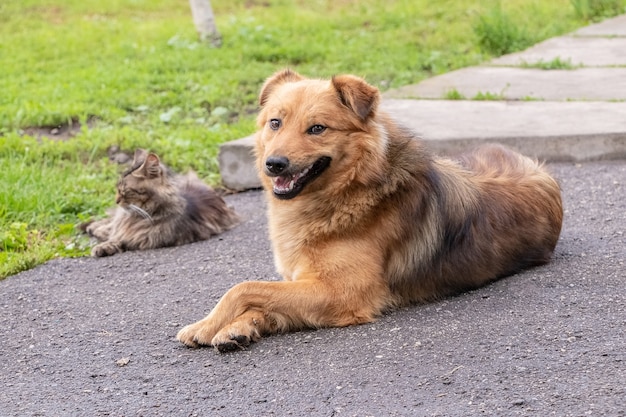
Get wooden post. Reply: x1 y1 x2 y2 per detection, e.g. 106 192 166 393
189 0 222 47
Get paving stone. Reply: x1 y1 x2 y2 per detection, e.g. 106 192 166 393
381 99 626 162
491 36 626 67
382 67 626 101
573 14 626 36
218 100 626 189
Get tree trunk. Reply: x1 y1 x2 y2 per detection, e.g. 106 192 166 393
189 0 222 47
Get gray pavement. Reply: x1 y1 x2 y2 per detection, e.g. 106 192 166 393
219 14 626 190
1 161 625 416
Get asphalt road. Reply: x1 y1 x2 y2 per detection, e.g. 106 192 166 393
1 160 624 417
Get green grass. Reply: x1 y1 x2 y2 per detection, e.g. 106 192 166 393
519 57 581 70
0 0 619 278
474 3 536 55
571 0 625 20
444 89 467 100
472 90 507 100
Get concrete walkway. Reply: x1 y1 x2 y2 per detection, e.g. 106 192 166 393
219 14 626 190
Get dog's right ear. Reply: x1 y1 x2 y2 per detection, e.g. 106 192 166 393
259 69 304 107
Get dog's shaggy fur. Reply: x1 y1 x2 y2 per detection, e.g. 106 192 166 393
177 69 563 352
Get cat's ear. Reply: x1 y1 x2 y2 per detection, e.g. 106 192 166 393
136 153 161 179
144 153 161 178
132 149 148 165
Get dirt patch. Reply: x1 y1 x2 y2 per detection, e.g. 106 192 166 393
21 116 97 141
106 145 133 165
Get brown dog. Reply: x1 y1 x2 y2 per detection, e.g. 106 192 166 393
176 69 563 352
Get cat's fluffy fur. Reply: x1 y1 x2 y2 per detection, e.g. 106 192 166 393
83 149 239 257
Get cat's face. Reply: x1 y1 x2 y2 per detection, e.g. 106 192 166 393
115 150 168 215
116 173 153 209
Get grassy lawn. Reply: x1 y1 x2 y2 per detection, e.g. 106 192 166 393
1 0 623 278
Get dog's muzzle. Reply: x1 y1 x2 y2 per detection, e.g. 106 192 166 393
264 156 331 200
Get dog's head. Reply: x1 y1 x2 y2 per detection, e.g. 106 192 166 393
255 69 387 200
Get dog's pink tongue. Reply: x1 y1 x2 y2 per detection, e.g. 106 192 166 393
273 176 293 193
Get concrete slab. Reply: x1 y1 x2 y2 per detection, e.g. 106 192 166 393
382 67 626 101
573 14 626 37
218 100 626 190
218 134 260 191
381 99 626 161
491 36 626 67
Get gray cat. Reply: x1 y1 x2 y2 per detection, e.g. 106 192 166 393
83 149 239 257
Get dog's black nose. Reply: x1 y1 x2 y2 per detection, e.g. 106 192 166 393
265 156 289 175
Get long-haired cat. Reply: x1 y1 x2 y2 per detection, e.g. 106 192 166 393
83 149 240 257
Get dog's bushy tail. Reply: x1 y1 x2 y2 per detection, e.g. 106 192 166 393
457 144 544 178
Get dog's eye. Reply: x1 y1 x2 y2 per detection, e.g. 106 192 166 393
269 119 282 130
307 125 326 135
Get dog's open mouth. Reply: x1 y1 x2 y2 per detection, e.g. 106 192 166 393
271 157 331 200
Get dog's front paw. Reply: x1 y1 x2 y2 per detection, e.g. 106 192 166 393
211 335 250 353
211 315 263 352
176 321 217 348
178 313 264 352
211 331 252 353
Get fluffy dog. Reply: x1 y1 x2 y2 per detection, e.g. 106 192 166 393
177 69 563 352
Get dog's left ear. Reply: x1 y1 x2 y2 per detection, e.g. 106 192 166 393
331 75 380 121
